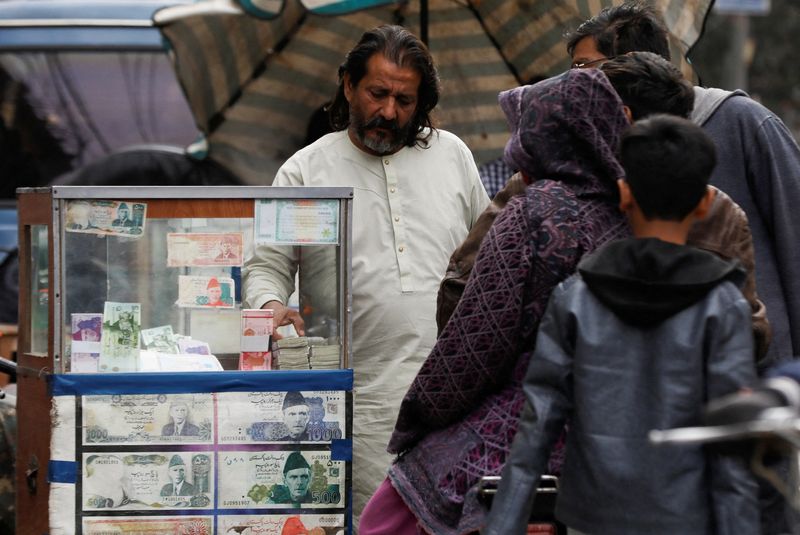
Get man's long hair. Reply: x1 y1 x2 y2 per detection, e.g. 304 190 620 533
329 25 440 148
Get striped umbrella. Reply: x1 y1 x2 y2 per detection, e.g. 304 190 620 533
154 0 713 184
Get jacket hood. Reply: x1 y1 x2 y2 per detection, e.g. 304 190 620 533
690 87 749 126
578 238 746 327
498 69 628 197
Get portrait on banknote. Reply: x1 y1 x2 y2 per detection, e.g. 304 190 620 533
71 313 102 373
112 202 135 227
177 275 235 309
167 232 244 267
214 234 242 264
276 392 309 441
218 450 344 509
72 314 102 343
82 452 213 510
217 391 346 443
83 393 212 445
65 200 146 237
160 455 197 497
162 400 201 437
218 514 346 535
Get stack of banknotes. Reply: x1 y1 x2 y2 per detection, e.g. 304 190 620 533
274 337 341 370
309 344 340 369
274 337 311 370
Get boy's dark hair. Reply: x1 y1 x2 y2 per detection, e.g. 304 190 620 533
601 52 694 120
566 1 671 61
329 25 440 148
620 114 716 221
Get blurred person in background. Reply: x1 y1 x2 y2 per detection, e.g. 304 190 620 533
567 0 800 369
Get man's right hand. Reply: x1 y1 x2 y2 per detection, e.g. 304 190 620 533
263 300 305 339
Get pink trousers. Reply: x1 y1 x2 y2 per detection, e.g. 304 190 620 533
359 478 430 535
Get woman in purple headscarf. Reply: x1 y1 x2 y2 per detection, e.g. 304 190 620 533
359 68 632 535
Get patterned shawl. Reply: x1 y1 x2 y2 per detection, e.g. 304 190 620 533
501 68 627 194
386 69 631 535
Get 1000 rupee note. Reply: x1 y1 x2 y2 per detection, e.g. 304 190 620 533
82 393 213 445
217 391 345 443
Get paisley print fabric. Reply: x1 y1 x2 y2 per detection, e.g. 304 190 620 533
501 69 627 189
386 69 631 535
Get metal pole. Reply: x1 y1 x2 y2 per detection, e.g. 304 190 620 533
722 13 749 91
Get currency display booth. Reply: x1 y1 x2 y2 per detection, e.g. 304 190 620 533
16 186 354 535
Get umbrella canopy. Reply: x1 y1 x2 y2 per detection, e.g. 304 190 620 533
155 0 713 184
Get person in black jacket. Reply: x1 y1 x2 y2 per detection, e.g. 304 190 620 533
485 115 758 535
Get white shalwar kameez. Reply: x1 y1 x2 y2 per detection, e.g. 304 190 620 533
243 129 489 528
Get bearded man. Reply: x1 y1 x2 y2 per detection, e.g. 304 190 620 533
243 25 488 526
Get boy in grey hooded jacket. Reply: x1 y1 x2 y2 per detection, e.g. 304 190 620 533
484 115 758 535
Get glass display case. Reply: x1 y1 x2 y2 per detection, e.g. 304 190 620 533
20 186 352 373
16 186 354 534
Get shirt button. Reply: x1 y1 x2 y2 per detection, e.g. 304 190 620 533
384 159 390 165
398 246 404 252
394 216 400 222
390 188 396 193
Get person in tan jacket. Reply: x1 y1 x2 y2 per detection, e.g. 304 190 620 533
438 52 771 363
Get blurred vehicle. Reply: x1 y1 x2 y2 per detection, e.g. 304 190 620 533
0 0 203 198
0 202 17 326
